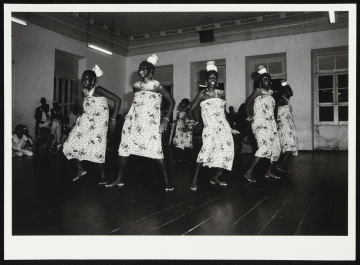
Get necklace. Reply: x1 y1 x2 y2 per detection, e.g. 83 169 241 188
206 88 216 98
260 88 273 95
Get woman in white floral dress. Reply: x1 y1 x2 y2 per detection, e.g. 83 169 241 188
106 54 175 191
173 98 194 162
187 61 239 191
243 65 281 182
63 66 121 184
275 80 298 172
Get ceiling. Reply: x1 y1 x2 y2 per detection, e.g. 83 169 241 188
12 11 348 56
74 12 285 38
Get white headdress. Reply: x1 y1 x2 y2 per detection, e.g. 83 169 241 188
281 79 288 86
206 61 217 72
257 64 267 75
147 54 159 66
92 65 103 78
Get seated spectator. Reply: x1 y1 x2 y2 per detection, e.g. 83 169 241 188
22 125 34 144
68 105 80 130
60 116 71 145
33 125 55 156
12 124 33 157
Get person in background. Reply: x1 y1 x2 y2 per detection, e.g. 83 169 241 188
33 125 54 156
226 106 236 129
12 124 33 157
34 97 50 137
68 104 80 130
22 125 34 144
50 101 63 144
172 98 194 162
275 79 298 172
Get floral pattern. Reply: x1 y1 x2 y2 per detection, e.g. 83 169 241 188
277 104 298 155
252 94 281 162
118 90 163 159
197 98 234 171
173 111 193 149
63 88 109 163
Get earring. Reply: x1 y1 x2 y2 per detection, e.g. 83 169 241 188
149 73 152 78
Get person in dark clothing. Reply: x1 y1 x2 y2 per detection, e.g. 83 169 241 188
34 97 50 137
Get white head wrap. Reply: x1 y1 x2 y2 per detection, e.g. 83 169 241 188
281 79 288 86
92 65 103 78
147 54 159 66
257 65 267 75
206 61 217 72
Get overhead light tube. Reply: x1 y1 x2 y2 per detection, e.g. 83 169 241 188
329 11 335 24
87 43 112 55
11 17 28 26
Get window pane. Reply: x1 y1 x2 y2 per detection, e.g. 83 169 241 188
338 74 348 88
318 56 334 71
319 89 333 103
336 54 348 70
318 75 333 89
339 106 348 121
338 88 348 102
59 78 63 104
70 80 73 103
319 106 334 122
268 61 283 75
53 76 56 101
64 79 68 103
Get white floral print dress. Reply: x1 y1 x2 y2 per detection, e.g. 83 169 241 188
277 102 298 156
173 110 193 149
252 90 281 163
118 80 163 159
63 87 109 163
197 98 234 171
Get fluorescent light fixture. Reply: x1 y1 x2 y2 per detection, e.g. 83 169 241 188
11 17 28 26
87 43 112 55
329 11 335 24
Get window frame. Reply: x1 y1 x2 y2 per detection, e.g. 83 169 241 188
313 51 348 125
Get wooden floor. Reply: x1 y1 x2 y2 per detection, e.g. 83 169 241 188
12 148 348 236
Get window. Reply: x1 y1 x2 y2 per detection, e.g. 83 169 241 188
53 76 77 117
315 52 348 124
246 53 286 102
54 51 79 117
152 65 173 123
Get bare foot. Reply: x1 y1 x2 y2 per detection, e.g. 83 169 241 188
210 178 228 186
244 172 256 182
73 170 87 182
190 182 197 191
265 172 281 179
276 166 290 173
105 178 124 187
99 176 107 185
165 182 174 191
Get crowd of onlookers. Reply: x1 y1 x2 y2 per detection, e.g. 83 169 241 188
13 97 126 158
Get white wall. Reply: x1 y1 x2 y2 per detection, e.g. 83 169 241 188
12 22 348 150
125 28 348 150
12 23 126 137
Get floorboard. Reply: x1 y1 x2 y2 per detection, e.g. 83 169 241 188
11 149 348 236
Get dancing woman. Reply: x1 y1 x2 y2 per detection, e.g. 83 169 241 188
106 54 176 191
172 98 194 162
243 65 281 182
63 65 121 184
275 79 298 172
187 61 239 191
